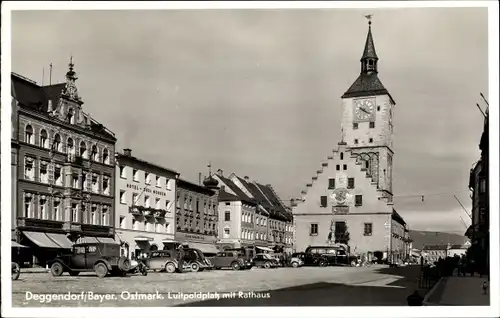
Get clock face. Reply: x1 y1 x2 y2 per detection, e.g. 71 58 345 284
354 99 375 121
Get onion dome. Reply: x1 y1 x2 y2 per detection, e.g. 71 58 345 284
203 175 219 188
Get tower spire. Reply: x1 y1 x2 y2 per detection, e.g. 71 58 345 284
63 56 81 101
360 15 378 74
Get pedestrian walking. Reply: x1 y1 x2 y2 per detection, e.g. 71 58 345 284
177 245 185 273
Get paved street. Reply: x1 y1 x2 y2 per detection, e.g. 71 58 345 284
13 265 424 307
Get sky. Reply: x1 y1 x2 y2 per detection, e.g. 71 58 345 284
10 7 489 234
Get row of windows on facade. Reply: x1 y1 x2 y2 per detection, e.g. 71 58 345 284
23 125 112 164
118 215 171 233
224 211 291 232
176 195 217 214
119 166 173 189
176 217 217 232
222 227 292 244
352 121 376 130
119 190 170 210
24 157 111 195
309 222 372 236
327 177 356 189
23 193 110 225
336 153 374 172
319 195 363 207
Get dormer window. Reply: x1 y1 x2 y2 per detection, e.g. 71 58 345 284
68 108 74 124
368 59 374 66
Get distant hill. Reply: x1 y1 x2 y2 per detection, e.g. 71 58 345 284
409 230 469 250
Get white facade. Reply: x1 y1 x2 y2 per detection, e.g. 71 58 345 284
114 150 178 258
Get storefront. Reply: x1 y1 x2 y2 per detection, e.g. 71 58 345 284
18 231 74 266
116 229 176 259
175 231 219 256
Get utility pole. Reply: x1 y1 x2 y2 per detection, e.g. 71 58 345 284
454 195 472 219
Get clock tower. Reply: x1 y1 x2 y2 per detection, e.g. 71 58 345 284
340 20 395 197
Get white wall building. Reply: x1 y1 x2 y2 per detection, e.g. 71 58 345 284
114 148 179 258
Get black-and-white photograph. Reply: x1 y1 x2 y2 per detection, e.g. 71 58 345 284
1 1 498 317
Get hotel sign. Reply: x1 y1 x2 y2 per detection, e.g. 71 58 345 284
126 183 166 197
175 231 216 243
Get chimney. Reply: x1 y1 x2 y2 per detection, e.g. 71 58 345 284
198 173 202 185
217 169 223 177
244 176 249 181
123 148 132 157
47 100 53 112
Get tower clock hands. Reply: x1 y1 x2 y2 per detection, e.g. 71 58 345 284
360 107 370 114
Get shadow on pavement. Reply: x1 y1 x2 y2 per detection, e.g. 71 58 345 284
178 266 425 307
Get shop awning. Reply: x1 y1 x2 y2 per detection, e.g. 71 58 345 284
23 231 61 248
162 239 178 243
11 241 28 248
77 236 100 244
46 233 73 249
97 237 117 244
187 242 219 254
256 246 274 252
135 236 154 242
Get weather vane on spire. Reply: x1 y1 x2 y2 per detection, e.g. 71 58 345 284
365 14 373 25
207 162 212 176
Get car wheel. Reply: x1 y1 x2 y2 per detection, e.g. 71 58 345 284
69 271 80 276
191 263 200 272
94 263 108 278
350 260 357 267
51 262 64 277
165 262 176 273
264 262 271 269
291 261 299 268
231 262 240 270
118 257 131 272
319 260 327 267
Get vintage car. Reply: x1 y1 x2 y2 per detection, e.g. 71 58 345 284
252 253 280 268
222 247 254 269
208 251 250 270
143 248 212 273
49 243 131 278
304 245 357 266
288 253 305 268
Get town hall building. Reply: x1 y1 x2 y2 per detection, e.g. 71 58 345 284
292 20 410 263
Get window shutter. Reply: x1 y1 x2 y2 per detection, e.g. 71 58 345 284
320 196 327 207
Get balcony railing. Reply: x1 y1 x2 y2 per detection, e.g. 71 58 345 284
129 205 168 218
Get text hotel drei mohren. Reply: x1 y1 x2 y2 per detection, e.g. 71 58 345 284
25 291 272 303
